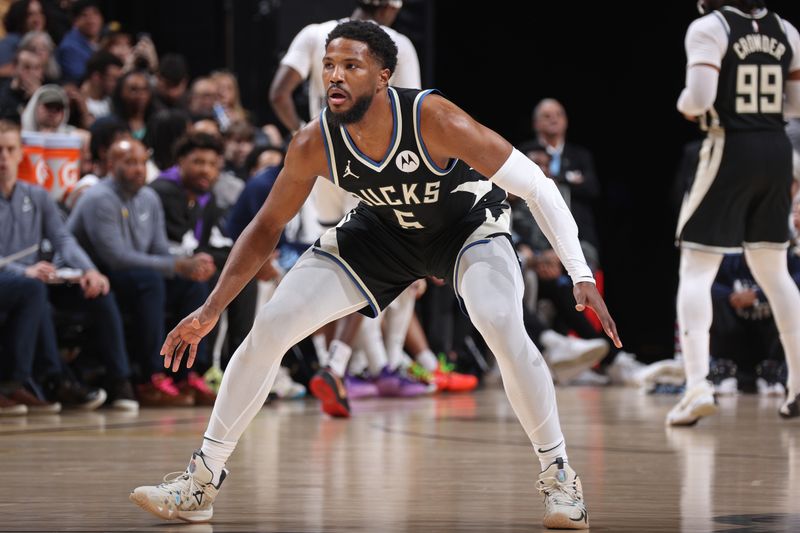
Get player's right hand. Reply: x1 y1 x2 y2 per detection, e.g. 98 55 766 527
161 305 220 372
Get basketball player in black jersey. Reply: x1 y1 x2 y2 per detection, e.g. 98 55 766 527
130 21 620 530
669 0 800 426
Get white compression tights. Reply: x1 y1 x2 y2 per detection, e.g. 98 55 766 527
677 248 723 389
678 246 800 396
202 238 566 472
203 251 366 452
458 238 566 468
743 247 800 397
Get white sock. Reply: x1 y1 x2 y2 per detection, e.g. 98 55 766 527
352 317 389 376
744 247 800 397
312 333 330 367
327 339 352 377
677 248 722 390
534 438 568 470
416 349 438 372
200 436 236 479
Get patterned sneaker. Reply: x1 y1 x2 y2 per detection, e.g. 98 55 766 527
537 458 589 530
409 362 441 391
130 450 228 522
270 366 307 400
344 373 379 399
434 354 478 393
666 380 718 426
375 366 430 397
779 392 800 419
309 367 350 417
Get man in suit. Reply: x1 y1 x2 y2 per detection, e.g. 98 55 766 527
520 98 601 252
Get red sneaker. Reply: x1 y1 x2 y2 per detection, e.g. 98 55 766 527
434 354 478 393
310 368 350 418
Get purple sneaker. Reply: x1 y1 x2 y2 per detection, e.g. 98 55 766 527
375 367 430 397
345 374 379 399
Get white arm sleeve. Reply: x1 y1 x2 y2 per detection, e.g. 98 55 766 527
685 15 727 69
491 148 595 285
677 65 719 115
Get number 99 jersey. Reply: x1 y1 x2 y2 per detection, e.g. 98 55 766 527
714 7 792 130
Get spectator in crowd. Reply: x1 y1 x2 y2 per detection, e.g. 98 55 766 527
62 117 131 211
99 29 130 64
0 119 135 412
186 115 243 210
67 138 215 406
520 98 602 253
222 120 254 180
154 53 189 110
21 83 76 133
110 69 156 140
210 70 246 123
0 0 47 77
143 107 190 181
57 0 103 84
106 31 158 75
243 143 284 178
190 113 219 137
0 48 44 122
18 30 59 82
79 49 122 123
151 132 253 387
188 77 218 119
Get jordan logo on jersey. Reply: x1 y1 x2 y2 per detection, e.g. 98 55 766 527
343 160 359 179
395 150 420 173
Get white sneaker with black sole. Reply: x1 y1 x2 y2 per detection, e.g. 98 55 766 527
666 380 718 426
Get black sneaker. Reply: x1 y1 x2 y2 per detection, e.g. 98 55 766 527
48 378 107 411
106 379 139 412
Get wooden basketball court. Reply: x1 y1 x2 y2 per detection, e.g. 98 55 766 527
1 384 798 532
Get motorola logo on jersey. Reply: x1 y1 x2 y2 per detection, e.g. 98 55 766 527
395 150 420 173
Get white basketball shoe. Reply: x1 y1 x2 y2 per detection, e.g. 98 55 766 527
130 450 228 522
666 380 718 426
537 458 589 530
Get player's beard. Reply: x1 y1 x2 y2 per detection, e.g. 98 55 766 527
329 93 373 128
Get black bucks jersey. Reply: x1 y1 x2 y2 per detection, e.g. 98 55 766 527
677 8 794 252
313 87 510 316
714 7 792 130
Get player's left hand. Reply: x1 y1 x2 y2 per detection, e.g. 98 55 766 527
573 281 622 348
161 305 220 372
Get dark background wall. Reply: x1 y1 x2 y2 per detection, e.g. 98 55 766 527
98 0 800 362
